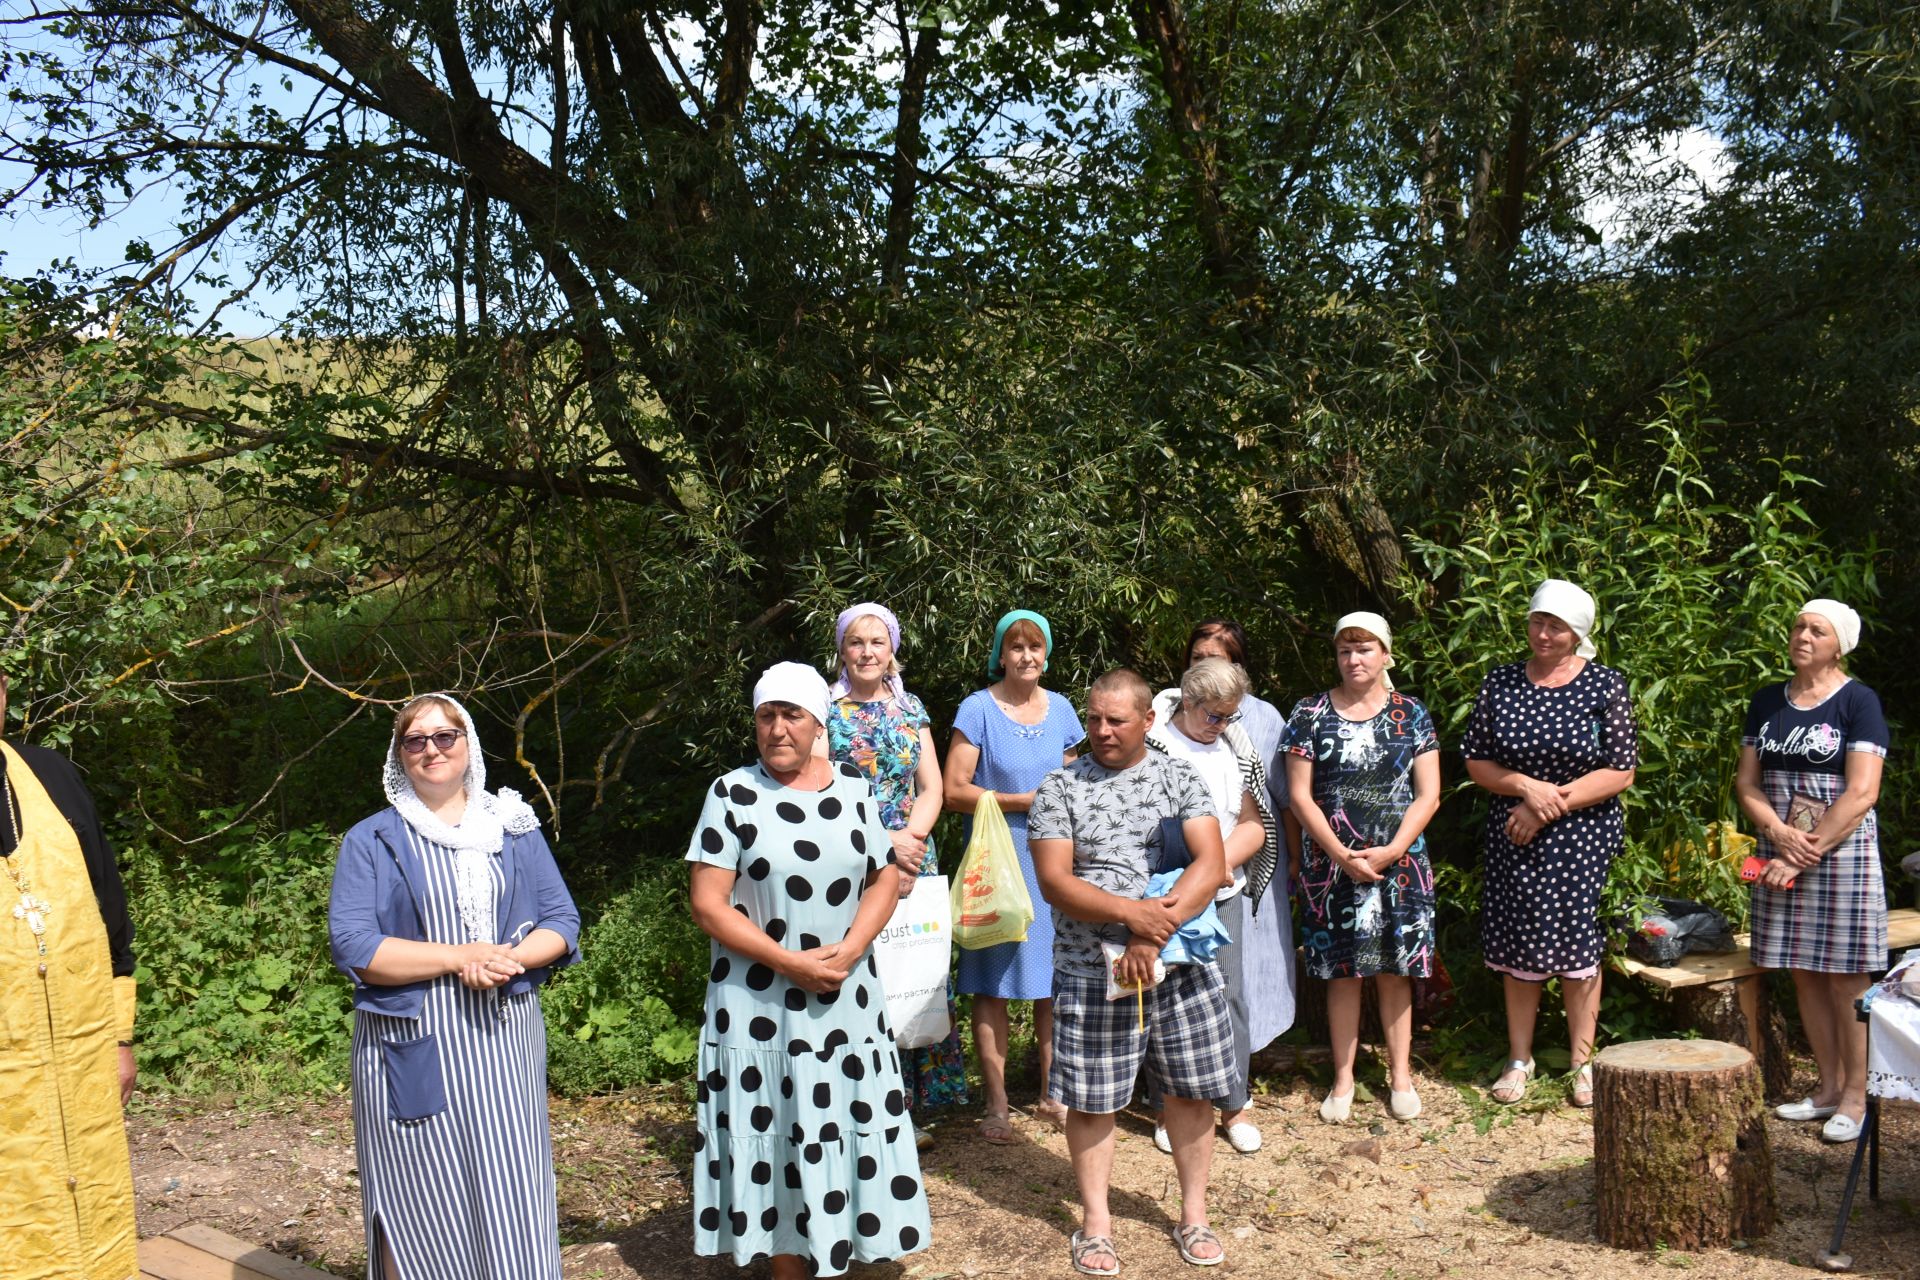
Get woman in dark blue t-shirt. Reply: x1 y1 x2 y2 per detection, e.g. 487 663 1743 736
1734 598 1888 1144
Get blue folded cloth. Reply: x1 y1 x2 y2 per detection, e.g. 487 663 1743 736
1144 868 1232 965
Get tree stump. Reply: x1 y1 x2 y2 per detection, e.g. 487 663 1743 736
1670 976 1794 1099
1593 1039 1777 1251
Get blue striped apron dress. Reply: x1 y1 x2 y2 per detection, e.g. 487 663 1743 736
350 826 561 1280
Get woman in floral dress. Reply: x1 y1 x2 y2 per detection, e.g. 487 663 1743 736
823 603 968 1145
1284 614 1440 1124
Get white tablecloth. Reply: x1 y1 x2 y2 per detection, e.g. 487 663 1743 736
1867 949 1920 1102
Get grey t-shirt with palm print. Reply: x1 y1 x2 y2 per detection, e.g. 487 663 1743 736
1028 752 1215 979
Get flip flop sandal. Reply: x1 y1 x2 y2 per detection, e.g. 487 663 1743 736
979 1112 1015 1145
1172 1223 1225 1267
1033 1098 1070 1130
1070 1230 1120 1276
1489 1057 1535 1105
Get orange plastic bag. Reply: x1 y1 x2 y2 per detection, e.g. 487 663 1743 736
950 792 1034 949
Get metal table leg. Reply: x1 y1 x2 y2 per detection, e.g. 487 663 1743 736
1817 1000 1885 1272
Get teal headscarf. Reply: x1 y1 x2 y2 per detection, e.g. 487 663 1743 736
989 609 1053 678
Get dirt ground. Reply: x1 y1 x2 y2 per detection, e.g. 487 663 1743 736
130 1061 1920 1280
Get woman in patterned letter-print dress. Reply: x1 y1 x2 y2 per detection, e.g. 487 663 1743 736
329 694 581 1280
687 663 930 1280
1736 599 1887 1143
1464 580 1637 1110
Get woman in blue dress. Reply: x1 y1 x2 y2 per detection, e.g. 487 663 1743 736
687 662 931 1279
329 693 581 1280
1736 599 1888 1143
943 609 1083 1141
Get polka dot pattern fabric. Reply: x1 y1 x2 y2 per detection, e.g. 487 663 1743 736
685 762 931 1274
1463 662 1639 977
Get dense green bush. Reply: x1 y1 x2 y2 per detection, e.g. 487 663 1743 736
1398 373 1878 936
540 862 708 1094
125 817 354 1092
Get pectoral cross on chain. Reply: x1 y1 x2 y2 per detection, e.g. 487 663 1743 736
12 886 51 956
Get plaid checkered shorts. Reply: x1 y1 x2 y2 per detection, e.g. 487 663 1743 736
1048 963 1237 1115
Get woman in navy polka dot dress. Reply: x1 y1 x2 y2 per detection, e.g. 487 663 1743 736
1464 580 1638 1109
686 663 931 1279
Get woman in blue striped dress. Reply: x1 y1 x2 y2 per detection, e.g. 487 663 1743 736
329 694 581 1279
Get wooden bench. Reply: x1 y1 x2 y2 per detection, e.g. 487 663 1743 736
1613 907 1920 1095
139 1224 335 1280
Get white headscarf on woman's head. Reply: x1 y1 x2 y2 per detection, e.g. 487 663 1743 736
1528 579 1599 659
1799 598 1862 656
383 693 541 944
753 661 831 728
1333 611 1397 689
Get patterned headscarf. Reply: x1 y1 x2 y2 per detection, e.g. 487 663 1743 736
827 602 906 700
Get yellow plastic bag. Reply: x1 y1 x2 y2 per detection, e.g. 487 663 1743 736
950 792 1035 950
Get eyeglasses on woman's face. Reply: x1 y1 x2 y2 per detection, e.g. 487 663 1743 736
1200 707 1242 726
400 728 467 755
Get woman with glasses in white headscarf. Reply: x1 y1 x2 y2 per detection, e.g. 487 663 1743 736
329 694 581 1280
1735 599 1888 1144
1463 581 1638 1109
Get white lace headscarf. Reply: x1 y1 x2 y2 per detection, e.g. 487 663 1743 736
383 693 540 944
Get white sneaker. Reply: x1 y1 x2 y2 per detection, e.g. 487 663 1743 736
1388 1088 1422 1121
1153 1123 1172 1154
1224 1121 1262 1153
1319 1090 1354 1124
1775 1097 1839 1122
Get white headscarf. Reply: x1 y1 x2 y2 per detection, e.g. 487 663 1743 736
1333 611 1397 689
1799 598 1862 656
383 693 541 944
753 661 831 727
1528 579 1599 659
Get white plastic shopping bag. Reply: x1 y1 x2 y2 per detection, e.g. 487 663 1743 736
872 874 953 1050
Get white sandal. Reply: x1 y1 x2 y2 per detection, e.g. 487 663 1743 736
1489 1058 1535 1105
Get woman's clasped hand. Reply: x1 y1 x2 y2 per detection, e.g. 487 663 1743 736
453 941 526 989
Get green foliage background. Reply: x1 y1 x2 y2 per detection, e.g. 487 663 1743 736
0 0 1914 1094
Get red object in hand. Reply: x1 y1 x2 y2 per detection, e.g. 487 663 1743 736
1741 855 1794 889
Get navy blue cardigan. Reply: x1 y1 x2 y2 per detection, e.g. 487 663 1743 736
328 806 582 1017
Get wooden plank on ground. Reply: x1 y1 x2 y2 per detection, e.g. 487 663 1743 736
162 1224 335 1280
1614 907 1920 990
138 1225 335 1280
138 1236 253 1280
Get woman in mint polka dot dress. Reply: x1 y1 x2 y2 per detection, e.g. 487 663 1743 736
686 663 931 1279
